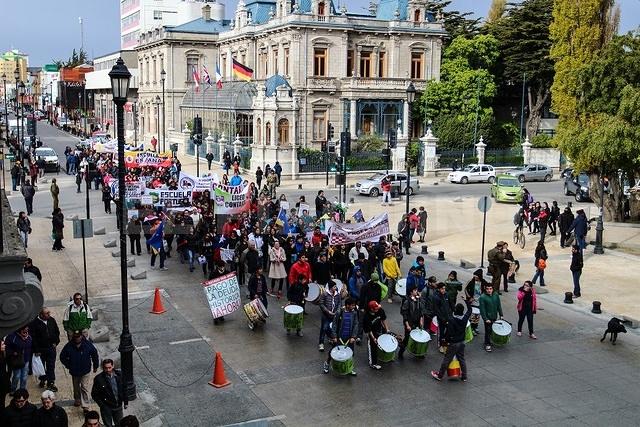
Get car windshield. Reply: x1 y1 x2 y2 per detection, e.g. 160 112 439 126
511 166 527 171
367 173 386 180
577 174 589 186
461 165 475 172
498 177 520 187
36 149 55 156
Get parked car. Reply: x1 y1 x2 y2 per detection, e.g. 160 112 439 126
355 171 420 196
560 167 574 179
505 164 553 182
448 164 496 184
34 147 60 173
564 172 591 202
490 174 524 203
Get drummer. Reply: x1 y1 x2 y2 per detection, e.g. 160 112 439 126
363 301 389 370
464 269 488 336
318 281 341 352
357 272 383 343
398 286 425 359
248 265 269 312
479 284 503 353
432 283 452 354
288 273 308 320
323 298 359 376
431 299 472 382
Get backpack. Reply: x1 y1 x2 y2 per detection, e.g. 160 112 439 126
538 259 547 270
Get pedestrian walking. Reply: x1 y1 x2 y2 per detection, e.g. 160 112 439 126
548 201 560 235
4 388 37 425
0 338 10 418
11 161 22 191
417 206 427 242
32 390 68 427
568 209 588 252
101 186 112 214
20 180 35 215
6 326 32 394
51 208 65 251
381 177 392 206
479 283 503 352
37 156 46 178
150 136 157 152
516 281 537 339
50 178 60 211
83 411 102 427
29 160 38 185
29 308 61 392
62 293 93 340
75 171 83 193
205 152 214 170
24 257 42 281
273 161 282 186
531 240 548 287
126 216 142 256
91 359 128 427
255 166 263 189
570 244 583 297
59 332 99 413
16 211 31 248
431 299 472 382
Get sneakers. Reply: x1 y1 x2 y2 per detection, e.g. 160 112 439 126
150 266 157 270
349 370 357 376
39 379 46 388
430 371 442 381
296 330 303 337
355 337 361 345
323 362 329 374
529 334 537 340
47 384 58 392
517 332 522 337
160 267 169 271
247 321 255 331
318 343 324 352
387 298 393 304
485 345 492 352
460 377 468 382
370 364 382 370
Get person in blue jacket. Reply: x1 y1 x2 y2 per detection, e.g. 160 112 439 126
568 209 589 252
348 266 366 300
59 332 99 412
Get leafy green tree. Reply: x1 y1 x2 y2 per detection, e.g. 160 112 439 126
425 1 481 41
52 48 89 68
486 0 507 23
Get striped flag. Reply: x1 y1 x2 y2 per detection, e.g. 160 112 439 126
232 58 253 81
202 65 212 87
215 63 223 89
192 66 201 92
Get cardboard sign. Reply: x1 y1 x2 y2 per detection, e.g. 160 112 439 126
203 273 241 319
124 151 172 168
298 203 311 217
147 189 193 208
212 182 251 214
326 213 390 245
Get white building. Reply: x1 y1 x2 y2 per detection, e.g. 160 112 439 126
121 0 224 49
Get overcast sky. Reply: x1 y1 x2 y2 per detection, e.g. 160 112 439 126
1 0 638 67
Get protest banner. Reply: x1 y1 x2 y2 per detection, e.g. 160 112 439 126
326 213 390 245
179 172 218 192
212 182 252 214
202 273 241 319
124 150 173 168
147 189 193 207
298 203 311 217
280 201 290 212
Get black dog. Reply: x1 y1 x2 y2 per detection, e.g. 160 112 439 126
600 317 627 345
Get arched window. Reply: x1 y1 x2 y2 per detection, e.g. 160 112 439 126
266 122 272 144
256 118 262 144
277 118 289 145
414 10 421 23
318 2 325 15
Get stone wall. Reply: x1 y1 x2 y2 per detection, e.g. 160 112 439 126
529 148 561 171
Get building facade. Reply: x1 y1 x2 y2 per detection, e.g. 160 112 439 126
0 50 29 99
135 0 445 174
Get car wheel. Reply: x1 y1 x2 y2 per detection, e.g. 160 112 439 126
461 176 469 184
563 185 570 196
405 187 414 196
575 193 582 202
544 174 551 182
518 175 525 183
369 188 380 197
487 176 495 184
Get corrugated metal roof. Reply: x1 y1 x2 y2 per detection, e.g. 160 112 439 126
264 74 291 97
376 0 408 20
181 81 258 110
166 17 231 34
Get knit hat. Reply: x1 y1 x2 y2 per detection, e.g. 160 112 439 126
473 269 483 279
370 272 380 282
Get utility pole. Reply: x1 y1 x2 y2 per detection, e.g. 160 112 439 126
79 17 84 52
520 72 527 144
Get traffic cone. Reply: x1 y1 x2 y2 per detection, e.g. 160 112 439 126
149 288 167 314
209 352 231 388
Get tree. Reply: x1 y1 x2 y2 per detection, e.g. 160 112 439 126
489 0 554 139
52 48 89 68
486 0 507 24
426 1 482 42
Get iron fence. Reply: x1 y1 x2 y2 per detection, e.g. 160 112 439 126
436 148 523 168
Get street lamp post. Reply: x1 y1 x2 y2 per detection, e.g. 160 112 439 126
154 96 161 145
2 74 8 145
108 57 136 401
87 92 93 133
405 82 416 217
594 166 605 255
160 69 166 152
18 81 25 163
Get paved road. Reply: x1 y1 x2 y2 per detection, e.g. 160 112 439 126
17 123 640 427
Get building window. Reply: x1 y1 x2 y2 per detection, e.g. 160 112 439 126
411 52 423 79
222 56 227 77
378 51 387 78
187 57 198 82
265 122 272 144
153 10 162 20
259 51 268 78
318 2 325 15
145 59 150 84
153 59 157 83
346 50 354 77
313 48 327 77
284 48 290 76
312 111 326 140
274 49 279 75
359 51 372 78
256 118 262 144
278 118 289 145
414 10 421 23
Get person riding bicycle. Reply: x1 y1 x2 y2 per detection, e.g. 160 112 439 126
514 207 525 231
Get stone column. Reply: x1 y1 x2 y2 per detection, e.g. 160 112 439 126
218 133 227 164
349 99 357 139
205 130 215 155
475 136 487 165
233 134 242 157
291 143 299 179
402 100 409 138
522 136 532 165
392 140 407 171
420 127 439 177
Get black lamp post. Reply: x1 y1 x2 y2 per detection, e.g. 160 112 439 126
405 82 416 217
154 96 161 146
18 81 25 162
108 57 136 401
594 165 605 254
2 74 8 143
160 69 166 152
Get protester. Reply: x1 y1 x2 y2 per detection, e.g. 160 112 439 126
91 359 127 427
6 326 32 394
29 308 61 392
362 301 388 370
479 284 503 353
431 299 472 382
516 281 537 339
323 297 359 375
318 281 341 352
59 332 99 413
32 390 68 427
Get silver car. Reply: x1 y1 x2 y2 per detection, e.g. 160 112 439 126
505 164 553 183
355 171 420 197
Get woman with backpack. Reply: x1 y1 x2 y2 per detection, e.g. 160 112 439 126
531 240 548 287
516 280 537 339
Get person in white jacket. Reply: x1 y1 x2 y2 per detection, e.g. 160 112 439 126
348 241 369 263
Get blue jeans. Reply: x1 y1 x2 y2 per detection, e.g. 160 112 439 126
572 270 582 296
532 268 545 286
319 316 332 345
11 365 29 392
12 176 18 191
576 234 586 251
151 246 166 268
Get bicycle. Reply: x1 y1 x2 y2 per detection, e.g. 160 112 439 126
513 224 526 249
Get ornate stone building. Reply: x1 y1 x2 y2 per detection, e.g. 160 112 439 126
135 0 445 175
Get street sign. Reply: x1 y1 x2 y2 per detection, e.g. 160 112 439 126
477 196 492 213
73 219 94 239
6 154 15 160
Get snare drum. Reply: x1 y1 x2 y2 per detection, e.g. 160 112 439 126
305 282 324 305
491 320 512 346
407 329 431 357
377 334 398 363
395 278 407 298
470 307 480 326
464 320 474 343
244 299 268 325
330 345 354 376
283 304 304 330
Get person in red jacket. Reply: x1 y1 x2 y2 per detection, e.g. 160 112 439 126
516 281 537 339
311 227 324 246
289 254 312 286
381 178 392 206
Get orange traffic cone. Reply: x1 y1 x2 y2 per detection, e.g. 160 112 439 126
209 352 231 388
149 288 167 314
